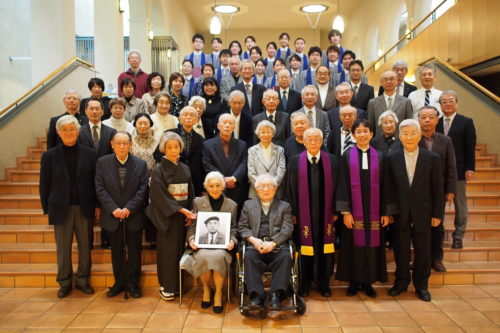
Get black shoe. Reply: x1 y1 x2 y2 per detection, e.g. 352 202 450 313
201 289 213 309
101 241 111 249
213 304 224 314
270 291 284 309
452 239 463 249
319 286 331 298
416 289 431 302
388 286 407 297
432 260 447 272
106 285 124 297
248 294 263 310
129 286 142 298
346 283 359 296
57 285 72 298
75 284 94 294
363 284 377 298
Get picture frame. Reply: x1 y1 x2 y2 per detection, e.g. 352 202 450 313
194 211 231 249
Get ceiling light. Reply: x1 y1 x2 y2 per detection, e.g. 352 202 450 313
300 4 328 13
214 5 239 14
210 15 222 34
332 15 344 33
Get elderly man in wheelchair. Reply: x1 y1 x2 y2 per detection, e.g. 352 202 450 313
237 174 305 315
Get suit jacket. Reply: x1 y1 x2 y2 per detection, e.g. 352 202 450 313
437 113 476 179
230 82 266 116
350 82 374 112
419 132 457 195
198 231 225 244
295 107 331 145
252 111 291 147
95 154 148 232
315 84 337 111
275 87 302 114
216 111 254 147
326 125 342 157
47 112 88 149
39 144 97 225
384 148 444 232
367 95 413 136
200 117 216 139
238 198 293 247
247 143 286 198
78 123 116 159
220 74 243 101
378 82 417 97
327 107 365 132
202 135 249 206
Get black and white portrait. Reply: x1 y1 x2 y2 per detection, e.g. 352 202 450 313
195 212 231 248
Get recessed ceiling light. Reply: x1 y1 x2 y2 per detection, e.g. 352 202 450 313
214 5 239 14
300 4 328 13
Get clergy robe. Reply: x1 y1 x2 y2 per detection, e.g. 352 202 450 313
146 158 194 293
283 136 306 161
335 146 388 285
286 151 338 290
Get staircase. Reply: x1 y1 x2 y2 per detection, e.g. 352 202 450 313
0 138 499 288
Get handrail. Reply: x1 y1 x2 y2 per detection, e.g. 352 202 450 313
365 0 450 74
0 57 95 117
420 55 500 104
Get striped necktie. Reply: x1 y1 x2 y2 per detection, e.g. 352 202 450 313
425 90 431 106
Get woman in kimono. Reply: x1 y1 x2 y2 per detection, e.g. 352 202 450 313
336 119 392 298
184 171 238 313
147 131 196 301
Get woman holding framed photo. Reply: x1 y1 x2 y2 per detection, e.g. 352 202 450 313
184 171 238 313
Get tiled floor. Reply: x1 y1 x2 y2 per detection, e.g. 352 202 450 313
0 285 499 332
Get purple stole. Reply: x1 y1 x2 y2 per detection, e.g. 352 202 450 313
349 146 381 247
298 151 335 256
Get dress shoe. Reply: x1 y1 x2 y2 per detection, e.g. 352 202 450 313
416 289 431 302
201 289 213 309
432 260 447 272
270 291 284 309
363 284 377 298
213 304 224 314
248 293 263 310
346 282 360 296
159 287 175 301
388 286 407 297
452 239 463 249
106 285 124 297
319 286 331 298
101 241 111 249
57 285 72 298
129 286 142 298
75 284 94 294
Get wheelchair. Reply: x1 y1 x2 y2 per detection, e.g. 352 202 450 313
235 240 306 316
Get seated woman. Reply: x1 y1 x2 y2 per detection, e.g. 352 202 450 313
80 77 112 120
102 98 135 134
370 110 402 154
188 96 215 139
248 120 286 199
184 171 238 313
193 64 215 96
122 78 147 122
150 92 179 140
142 72 166 114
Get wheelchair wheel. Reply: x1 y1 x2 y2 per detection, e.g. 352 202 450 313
296 296 306 315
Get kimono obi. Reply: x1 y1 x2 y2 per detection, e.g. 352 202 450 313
168 183 189 201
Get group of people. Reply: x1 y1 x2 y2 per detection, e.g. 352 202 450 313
39 30 477 313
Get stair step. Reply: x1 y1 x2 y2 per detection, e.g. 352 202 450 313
445 206 500 222
6 170 39 182
466 192 500 206
475 156 497 168
474 167 500 179
0 209 46 225
17 158 41 171
0 194 41 209
26 148 44 160
0 182 39 195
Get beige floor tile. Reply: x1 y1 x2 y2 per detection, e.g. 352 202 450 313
142 329 181 333
30 288 62 301
1 288 41 300
330 299 368 312
371 311 416 327
67 313 114 328
301 328 343 333
478 285 500 297
105 312 151 328
82 300 124 313
154 299 192 312
447 285 490 298
341 327 383 333
465 297 500 310
382 327 424 333
446 310 497 327
29 313 78 329
10 300 55 313
183 313 224 328
261 328 302 333
0 300 23 314
408 311 457 327
330 287 363 299
182 328 221 333
0 312 41 329
48 300 90 313
102 329 142 333
298 311 338 327
260 312 301 327
397 299 439 312
24 329 62 333
335 312 377 327
363 299 403 312
482 310 500 325
421 327 463 333
144 312 187 329
118 298 159 313
0 288 12 297
432 298 474 311
222 313 261 328
461 328 500 333
427 285 459 298
221 327 261 333
303 298 332 312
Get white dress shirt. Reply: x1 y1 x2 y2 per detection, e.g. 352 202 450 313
383 92 397 109
307 151 321 164
317 83 329 108
231 110 241 139
408 87 443 115
404 148 419 185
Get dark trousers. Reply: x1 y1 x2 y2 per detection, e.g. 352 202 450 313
156 221 186 293
300 253 333 289
109 223 142 289
54 205 91 287
244 248 292 298
431 200 447 262
393 223 431 291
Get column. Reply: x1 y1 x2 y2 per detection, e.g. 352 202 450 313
128 0 151 73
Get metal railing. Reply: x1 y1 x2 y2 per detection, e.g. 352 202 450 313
76 36 130 71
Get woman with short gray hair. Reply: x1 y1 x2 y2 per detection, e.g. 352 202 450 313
371 110 402 154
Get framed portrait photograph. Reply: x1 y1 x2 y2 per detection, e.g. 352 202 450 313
194 211 231 249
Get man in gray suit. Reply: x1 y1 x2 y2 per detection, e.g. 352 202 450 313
220 56 243 101
315 65 337 111
367 70 413 136
238 174 294 309
295 85 330 145
417 106 457 273
252 89 290 147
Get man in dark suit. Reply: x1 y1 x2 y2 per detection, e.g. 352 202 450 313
295 85 330 145
378 60 417 97
252 89 290 147
47 90 88 149
275 69 302 114
314 65 337 111
348 60 374 111
384 119 443 302
417 106 457 272
238 174 294 309
230 59 265 116
39 115 98 298
437 90 477 249
220 90 253 147
327 82 365 130
202 114 249 212
367 70 413 136
198 216 226 244
327 106 359 158
95 132 148 298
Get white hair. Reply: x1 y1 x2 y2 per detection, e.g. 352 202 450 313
228 90 245 102
179 105 199 118
255 174 278 188
303 127 323 141
392 60 408 69
399 119 421 133
290 111 310 125
339 105 357 115
377 110 399 126
203 171 226 189
56 115 81 131
335 82 352 93
263 89 278 99
255 119 276 137
417 64 437 76
188 95 206 109
277 69 291 78
128 50 142 60
63 89 81 100
240 59 255 69
301 84 318 96
218 113 236 124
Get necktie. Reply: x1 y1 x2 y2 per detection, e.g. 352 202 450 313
268 114 274 123
245 83 252 108
343 130 352 155
282 90 288 107
312 156 317 165
444 117 451 136
353 85 358 96
210 235 214 244
387 97 393 110
307 110 314 127
425 90 431 106
92 125 99 147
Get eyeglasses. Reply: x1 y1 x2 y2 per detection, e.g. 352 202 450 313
257 184 276 190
